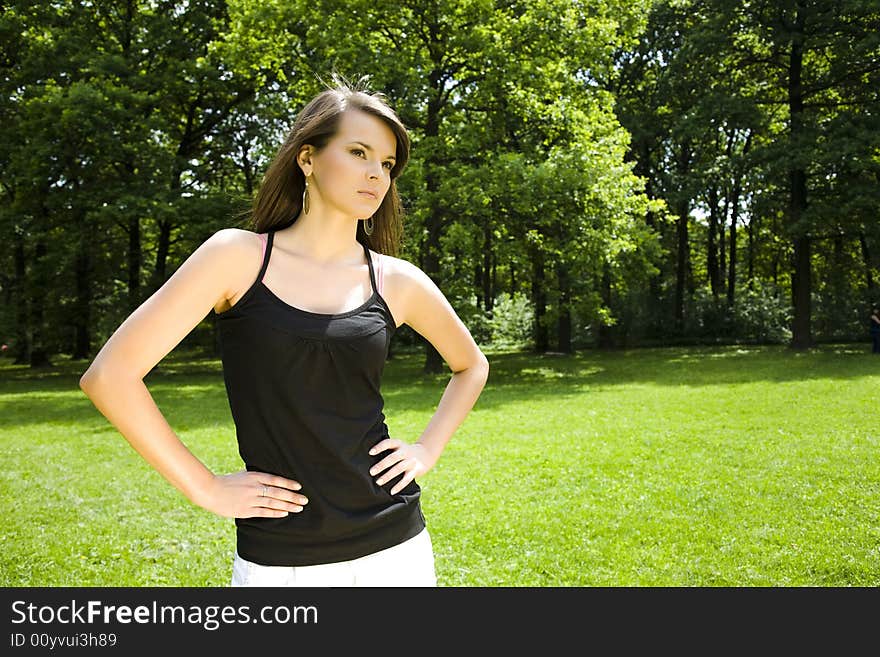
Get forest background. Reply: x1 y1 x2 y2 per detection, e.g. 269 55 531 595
1 0 878 371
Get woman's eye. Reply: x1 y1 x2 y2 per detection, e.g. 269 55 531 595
352 149 392 171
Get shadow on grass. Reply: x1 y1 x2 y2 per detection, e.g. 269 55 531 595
1 343 877 430
483 342 878 388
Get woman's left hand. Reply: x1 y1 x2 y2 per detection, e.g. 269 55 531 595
369 438 437 495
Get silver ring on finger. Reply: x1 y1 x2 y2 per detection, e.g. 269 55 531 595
261 484 267 498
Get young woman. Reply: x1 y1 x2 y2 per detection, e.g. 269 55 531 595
79 75 490 587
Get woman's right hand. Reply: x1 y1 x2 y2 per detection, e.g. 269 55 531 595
202 470 308 519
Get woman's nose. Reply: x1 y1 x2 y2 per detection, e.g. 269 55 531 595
367 160 383 179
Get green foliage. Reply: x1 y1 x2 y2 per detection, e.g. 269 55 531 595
457 291 535 351
2 0 878 365
487 292 534 350
610 0 880 350
730 283 793 344
674 283 793 345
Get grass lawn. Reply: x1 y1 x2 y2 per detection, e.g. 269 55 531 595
1 343 877 587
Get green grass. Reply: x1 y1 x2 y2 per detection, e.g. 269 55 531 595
1 343 878 586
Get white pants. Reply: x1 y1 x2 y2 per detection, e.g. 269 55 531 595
230 528 437 587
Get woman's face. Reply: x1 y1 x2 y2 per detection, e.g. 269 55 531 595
305 108 397 219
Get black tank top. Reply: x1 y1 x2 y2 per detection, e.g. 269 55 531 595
215 229 425 566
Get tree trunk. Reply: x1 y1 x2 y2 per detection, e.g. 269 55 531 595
788 9 812 349
675 200 690 331
707 184 720 299
29 239 52 368
483 216 493 312
638 140 662 321
473 263 482 309
727 180 739 308
531 247 548 353
152 218 172 293
72 225 92 360
860 233 874 294
727 130 751 306
719 191 727 298
12 230 29 365
791 234 812 349
747 214 756 289
831 235 847 336
674 141 691 332
128 213 142 311
491 252 497 307
556 259 572 353
597 261 614 349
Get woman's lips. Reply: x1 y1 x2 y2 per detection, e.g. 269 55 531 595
358 191 377 199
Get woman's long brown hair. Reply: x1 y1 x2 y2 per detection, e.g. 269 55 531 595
243 73 410 256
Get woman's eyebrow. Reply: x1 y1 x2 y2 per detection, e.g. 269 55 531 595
348 141 396 160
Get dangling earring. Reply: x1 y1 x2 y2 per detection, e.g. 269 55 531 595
302 176 310 215
363 216 374 236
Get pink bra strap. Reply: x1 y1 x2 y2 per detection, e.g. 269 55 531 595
258 233 268 282
375 252 384 296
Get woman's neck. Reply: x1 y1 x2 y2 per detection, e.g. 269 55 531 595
280 209 363 265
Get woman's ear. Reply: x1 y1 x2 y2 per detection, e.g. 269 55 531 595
296 145 314 178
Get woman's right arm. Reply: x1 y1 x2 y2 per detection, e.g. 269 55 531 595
79 229 306 519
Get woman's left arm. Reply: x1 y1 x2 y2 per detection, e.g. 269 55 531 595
369 260 490 494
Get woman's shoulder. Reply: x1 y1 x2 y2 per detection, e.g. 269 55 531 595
198 228 263 280
368 250 423 284
200 229 266 312
209 227 263 249
366 253 431 327
370 252 446 305
201 228 265 266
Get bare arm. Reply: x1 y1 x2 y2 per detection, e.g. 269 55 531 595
79 229 306 518
369 260 490 494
